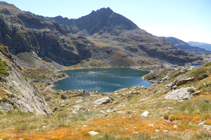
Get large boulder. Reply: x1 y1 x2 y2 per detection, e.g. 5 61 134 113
164 87 193 100
94 97 112 105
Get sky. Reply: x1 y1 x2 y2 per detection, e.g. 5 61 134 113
3 0 211 44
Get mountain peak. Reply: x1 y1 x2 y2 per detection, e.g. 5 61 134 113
0 1 21 14
97 7 113 12
51 7 139 36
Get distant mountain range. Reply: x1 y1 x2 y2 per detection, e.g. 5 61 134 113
0 2 204 69
163 37 211 55
187 41 211 51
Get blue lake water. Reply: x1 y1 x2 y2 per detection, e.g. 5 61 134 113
191 64 201 67
54 68 152 93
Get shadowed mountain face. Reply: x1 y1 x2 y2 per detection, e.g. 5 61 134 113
0 2 203 68
163 37 211 55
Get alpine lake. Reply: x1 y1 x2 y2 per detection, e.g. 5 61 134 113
54 68 152 93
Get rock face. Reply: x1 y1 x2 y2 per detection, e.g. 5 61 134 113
0 44 52 115
0 3 93 67
164 87 193 100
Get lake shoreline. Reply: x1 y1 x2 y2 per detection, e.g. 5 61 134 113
56 66 152 73
44 74 69 92
53 68 152 93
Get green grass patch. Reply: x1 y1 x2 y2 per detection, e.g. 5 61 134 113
0 60 9 79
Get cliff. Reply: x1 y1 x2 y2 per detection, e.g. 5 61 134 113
0 44 52 115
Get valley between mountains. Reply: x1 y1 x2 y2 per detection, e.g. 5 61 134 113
0 1 211 140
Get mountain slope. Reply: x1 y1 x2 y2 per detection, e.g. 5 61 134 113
188 41 211 51
0 2 204 68
0 44 52 115
0 3 94 67
50 7 140 36
47 8 203 65
163 37 211 55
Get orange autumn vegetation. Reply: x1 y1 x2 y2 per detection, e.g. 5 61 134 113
205 120 211 125
197 92 211 97
0 114 204 140
139 105 149 109
167 114 201 124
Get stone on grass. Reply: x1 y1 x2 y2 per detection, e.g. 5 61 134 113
163 129 169 132
117 111 125 114
139 97 149 102
76 98 84 103
100 110 107 116
203 125 211 130
107 109 112 113
167 107 174 110
94 97 112 105
89 131 99 136
71 105 84 111
148 124 154 128
198 121 205 126
141 111 149 117
202 100 209 104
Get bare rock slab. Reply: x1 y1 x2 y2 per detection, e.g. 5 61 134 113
164 87 193 100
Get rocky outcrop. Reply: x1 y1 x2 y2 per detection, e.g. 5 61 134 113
165 76 194 89
164 87 193 100
0 45 52 115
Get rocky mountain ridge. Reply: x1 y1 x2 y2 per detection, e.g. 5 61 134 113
0 2 204 69
48 7 140 36
47 7 203 66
